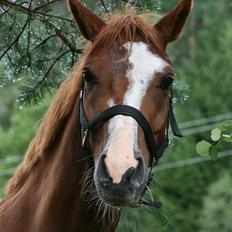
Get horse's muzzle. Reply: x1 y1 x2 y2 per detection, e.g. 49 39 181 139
94 155 146 207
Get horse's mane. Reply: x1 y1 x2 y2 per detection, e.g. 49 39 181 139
5 62 85 195
6 13 166 195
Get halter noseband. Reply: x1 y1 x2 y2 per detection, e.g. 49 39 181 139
79 86 182 167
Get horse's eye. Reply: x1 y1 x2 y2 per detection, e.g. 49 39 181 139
160 75 174 90
82 68 96 85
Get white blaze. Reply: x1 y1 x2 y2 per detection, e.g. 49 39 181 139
105 42 167 183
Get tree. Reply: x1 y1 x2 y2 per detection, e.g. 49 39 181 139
0 0 162 105
0 0 83 105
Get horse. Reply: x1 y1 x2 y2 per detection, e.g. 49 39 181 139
0 0 193 231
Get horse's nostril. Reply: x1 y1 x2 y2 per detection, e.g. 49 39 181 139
97 154 145 191
97 155 112 187
121 167 136 184
119 158 144 188
130 157 145 186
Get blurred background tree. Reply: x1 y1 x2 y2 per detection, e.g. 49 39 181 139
198 172 232 232
0 0 231 231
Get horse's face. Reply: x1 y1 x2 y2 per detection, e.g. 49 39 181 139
68 0 192 207
83 41 172 206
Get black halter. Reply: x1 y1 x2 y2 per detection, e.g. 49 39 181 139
79 82 182 208
79 87 182 165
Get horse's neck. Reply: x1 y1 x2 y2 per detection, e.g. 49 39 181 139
1 102 119 232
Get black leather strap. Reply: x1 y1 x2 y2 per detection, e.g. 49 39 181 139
169 98 183 137
168 89 183 137
88 105 160 161
80 90 89 129
79 90 179 164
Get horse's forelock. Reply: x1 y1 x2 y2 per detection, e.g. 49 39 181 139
90 14 168 60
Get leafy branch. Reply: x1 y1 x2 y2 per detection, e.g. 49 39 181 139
127 0 136 7
0 0 73 22
40 18 82 53
99 0 109 13
0 0 158 105
196 121 232 159
0 0 81 54
18 49 71 105
0 19 29 60
0 0 83 105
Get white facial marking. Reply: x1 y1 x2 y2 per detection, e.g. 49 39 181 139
107 98 115 107
105 42 167 183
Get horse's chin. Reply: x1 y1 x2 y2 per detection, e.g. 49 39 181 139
94 181 147 209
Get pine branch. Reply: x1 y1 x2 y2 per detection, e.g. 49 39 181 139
26 0 33 69
18 50 71 105
0 0 73 22
99 0 109 13
32 34 57 50
0 70 5 86
121 0 140 8
33 0 59 11
0 0 83 104
0 4 10 18
0 19 28 60
40 19 82 54
0 0 82 56
126 0 136 8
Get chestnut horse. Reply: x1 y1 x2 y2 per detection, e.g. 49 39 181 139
0 0 193 231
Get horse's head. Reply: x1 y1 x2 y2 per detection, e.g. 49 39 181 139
68 0 192 208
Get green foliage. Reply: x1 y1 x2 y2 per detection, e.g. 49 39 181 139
196 121 232 159
196 140 211 156
0 0 83 105
0 96 51 158
0 0 163 106
198 172 232 232
211 128 222 142
0 92 51 197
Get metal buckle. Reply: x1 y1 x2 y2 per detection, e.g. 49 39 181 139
80 90 84 99
82 129 88 147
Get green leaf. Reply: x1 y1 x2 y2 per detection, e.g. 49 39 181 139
196 141 211 156
211 128 221 141
224 137 232 143
209 145 218 160
219 120 232 132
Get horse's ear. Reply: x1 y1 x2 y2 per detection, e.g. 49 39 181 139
154 0 193 46
68 0 106 40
